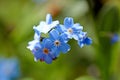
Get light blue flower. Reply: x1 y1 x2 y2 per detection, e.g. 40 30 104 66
33 39 56 64
33 14 59 34
0 58 20 80
33 27 41 40
27 30 41 51
57 17 83 40
111 33 119 44
49 29 70 57
78 32 92 48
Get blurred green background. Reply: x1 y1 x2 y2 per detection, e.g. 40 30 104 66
0 0 120 80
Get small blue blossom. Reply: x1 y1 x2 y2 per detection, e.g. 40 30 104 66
33 27 41 40
49 29 70 57
27 30 41 51
27 40 41 54
111 34 119 44
0 58 20 80
57 17 83 40
33 14 59 34
78 32 92 48
33 39 56 64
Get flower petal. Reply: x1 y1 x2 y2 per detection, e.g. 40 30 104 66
27 40 40 51
60 43 70 53
60 33 69 43
50 30 59 40
73 24 83 30
33 26 41 35
50 20 59 27
46 14 52 24
84 37 92 45
111 34 119 44
72 34 79 40
35 22 50 34
64 17 74 28
51 47 60 57
34 49 43 60
43 39 53 49
34 30 41 40
44 55 52 64
78 40 84 48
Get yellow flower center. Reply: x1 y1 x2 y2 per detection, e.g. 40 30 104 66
67 28 73 34
54 40 60 46
43 48 49 54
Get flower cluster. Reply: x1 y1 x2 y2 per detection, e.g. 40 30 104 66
27 14 92 64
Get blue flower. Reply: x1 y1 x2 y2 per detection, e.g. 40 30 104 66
33 27 41 40
27 30 41 51
49 29 70 57
33 14 59 34
111 33 119 44
57 17 83 40
78 32 92 48
33 39 56 64
0 58 20 80
27 14 92 64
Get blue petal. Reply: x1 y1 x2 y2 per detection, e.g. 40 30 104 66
34 49 44 60
60 43 70 53
58 25 67 33
78 40 84 48
73 24 83 30
60 33 69 43
34 31 41 40
44 55 52 64
73 23 80 26
43 39 53 49
27 40 40 51
33 26 42 39
33 26 41 35
46 14 52 24
84 37 92 45
51 47 60 57
72 34 79 40
111 34 119 44
56 25 65 33
78 32 87 39
64 17 74 28
49 29 59 40
72 26 83 33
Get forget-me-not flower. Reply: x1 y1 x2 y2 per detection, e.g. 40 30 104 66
0 58 20 80
33 14 59 34
78 32 92 48
33 39 56 64
111 33 119 44
57 17 83 40
49 29 70 57
27 29 41 51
